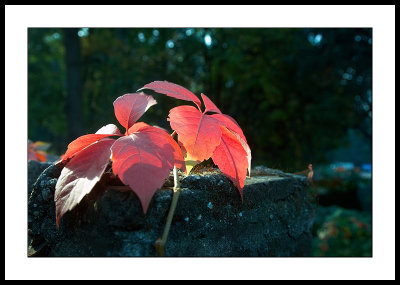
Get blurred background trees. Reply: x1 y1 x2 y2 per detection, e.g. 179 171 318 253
28 28 372 171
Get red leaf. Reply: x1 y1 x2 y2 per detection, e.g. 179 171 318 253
127 122 185 171
138 81 202 110
201 93 222 114
58 124 121 164
168 105 221 162
60 133 117 163
113 93 157 132
54 138 115 227
211 126 249 199
126 121 151 135
111 124 185 213
210 113 252 176
232 131 252 177
140 80 252 193
209 113 245 140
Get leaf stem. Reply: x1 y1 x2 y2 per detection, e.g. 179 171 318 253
155 165 181 256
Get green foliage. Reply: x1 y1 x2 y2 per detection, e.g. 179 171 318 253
28 28 67 152
28 28 372 169
312 206 372 257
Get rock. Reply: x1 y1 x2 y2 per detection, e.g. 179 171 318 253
28 163 316 257
27 160 53 196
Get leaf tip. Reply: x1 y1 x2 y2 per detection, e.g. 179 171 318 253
56 215 61 229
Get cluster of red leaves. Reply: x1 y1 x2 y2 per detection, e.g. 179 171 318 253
55 81 251 227
138 81 251 199
54 92 184 227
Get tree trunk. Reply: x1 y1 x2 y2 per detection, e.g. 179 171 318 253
64 28 84 142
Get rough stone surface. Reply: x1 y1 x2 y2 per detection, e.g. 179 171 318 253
28 163 316 257
27 160 53 196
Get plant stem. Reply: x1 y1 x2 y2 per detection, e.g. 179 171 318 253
161 183 181 243
155 165 181 256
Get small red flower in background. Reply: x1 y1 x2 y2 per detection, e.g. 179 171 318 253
28 140 51 162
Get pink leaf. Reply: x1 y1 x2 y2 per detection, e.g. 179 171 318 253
211 126 249 199
201 93 222 114
138 81 202 110
54 138 115 227
111 125 185 213
113 92 157 132
168 105 221 162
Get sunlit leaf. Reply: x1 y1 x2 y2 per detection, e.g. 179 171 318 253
201 93 221 114
168 105 221 162
138 80 202 110
211 126 249 199
141 80 252 191
113 92 157 132
210 113 252 176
